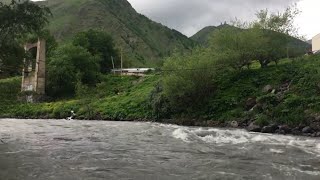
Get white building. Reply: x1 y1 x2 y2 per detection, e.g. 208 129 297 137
111 68 155 76
312 33 320 53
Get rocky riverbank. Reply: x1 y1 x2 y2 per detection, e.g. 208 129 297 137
155 118 320 138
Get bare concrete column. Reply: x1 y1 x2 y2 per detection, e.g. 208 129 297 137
21 39 46 102
34 39 46 95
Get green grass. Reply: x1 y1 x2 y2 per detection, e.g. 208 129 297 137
0 75 159 120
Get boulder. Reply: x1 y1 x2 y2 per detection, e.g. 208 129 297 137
230 121 239 128
302 126 313 134
262 85 273 93
247 122 261 132
291 127 302 135
275 129 286 135
261 124 279 133
279 125 291 134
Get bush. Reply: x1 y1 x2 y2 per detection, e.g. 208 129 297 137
162 48 219 114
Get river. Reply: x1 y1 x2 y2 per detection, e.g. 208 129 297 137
0 119 319 180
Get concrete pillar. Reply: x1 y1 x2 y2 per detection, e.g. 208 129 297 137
21 39 46 102
34 39 46 95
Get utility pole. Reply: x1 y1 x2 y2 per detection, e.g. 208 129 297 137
111 56 115 74
121 48 123 76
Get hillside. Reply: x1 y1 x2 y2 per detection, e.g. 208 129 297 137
41 0 196 66
191 24 235 45
192 24 311 54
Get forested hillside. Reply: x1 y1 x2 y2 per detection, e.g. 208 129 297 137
44 0 196 66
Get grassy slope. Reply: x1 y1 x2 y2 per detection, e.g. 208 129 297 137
45 0 196 66
0 75 159 120
201 55 320 127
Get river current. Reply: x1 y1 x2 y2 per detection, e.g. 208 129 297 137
0 119 319 180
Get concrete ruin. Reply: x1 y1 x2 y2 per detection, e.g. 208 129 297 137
21 39 46 103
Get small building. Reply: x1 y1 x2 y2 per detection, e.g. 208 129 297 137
111 68 155 76
312 33 320 53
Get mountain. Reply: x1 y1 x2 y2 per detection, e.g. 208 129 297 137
191 24 235 45
41 0 196 66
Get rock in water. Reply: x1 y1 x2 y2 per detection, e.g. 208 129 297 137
261 125 279 133
279 125 291 134
247 122 261 132
302 126 313 134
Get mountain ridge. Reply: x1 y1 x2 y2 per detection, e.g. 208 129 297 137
43 0 196 66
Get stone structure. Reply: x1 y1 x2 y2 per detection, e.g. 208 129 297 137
312 33 320 52
21 39 46 102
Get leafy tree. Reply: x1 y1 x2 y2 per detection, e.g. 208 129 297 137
0 0 51 76
210 27 267 70
254 29 289 67
214 6 303 69
72 29 119 73
252 6 301 38
47 44 100 97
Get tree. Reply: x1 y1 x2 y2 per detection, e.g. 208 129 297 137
220 5 303 68
72 29 119 73
252 5 301 38
47 44 100 97
209 27 266 70
0 0 51 76
254 29 289 67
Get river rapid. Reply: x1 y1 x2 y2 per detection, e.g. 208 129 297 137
0 119 319 180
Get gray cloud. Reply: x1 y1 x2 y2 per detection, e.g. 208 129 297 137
128 0 300 37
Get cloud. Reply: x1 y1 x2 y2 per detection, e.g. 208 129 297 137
128 0 300 37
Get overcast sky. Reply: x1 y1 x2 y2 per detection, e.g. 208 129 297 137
127 0 320 39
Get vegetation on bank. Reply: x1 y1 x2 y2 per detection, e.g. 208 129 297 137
0 75 158 120
1 55 320 130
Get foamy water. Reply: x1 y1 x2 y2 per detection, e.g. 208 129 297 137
171 126 320 155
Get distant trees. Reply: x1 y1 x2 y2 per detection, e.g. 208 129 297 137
0 0 51 76
47 44 100 97
46 29 119 97
252 6 301 38
209 27 265 70
72 29 119 73
211 5 302 69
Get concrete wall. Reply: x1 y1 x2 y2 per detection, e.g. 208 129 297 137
312 33 320 52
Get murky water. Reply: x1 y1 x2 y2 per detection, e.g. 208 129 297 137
0 119 319 180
